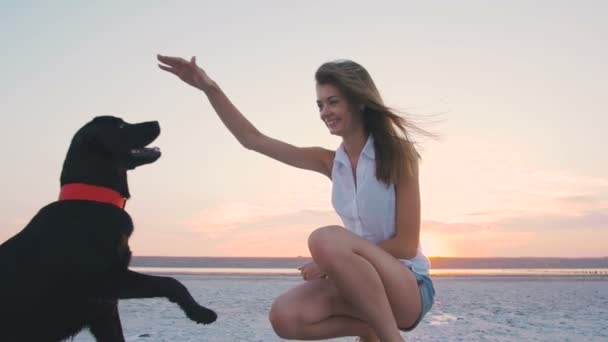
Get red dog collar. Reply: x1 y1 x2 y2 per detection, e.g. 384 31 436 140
59 183 126 209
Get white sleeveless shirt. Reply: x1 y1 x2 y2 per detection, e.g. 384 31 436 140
331 135 430 275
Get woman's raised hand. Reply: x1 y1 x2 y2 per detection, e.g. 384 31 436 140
157 54 214 92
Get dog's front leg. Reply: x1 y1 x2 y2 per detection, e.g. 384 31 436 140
87 301 125 342
96 270 217 324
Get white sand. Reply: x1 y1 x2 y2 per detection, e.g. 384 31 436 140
72 274 608 341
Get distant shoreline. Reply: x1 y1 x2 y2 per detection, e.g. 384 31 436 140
131 256 608 269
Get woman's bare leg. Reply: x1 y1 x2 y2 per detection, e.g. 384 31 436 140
269 278 375 340
269 225 422 341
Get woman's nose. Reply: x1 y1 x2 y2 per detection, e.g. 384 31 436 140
320 106 331 119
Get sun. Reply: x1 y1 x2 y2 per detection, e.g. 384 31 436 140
420 233 453 257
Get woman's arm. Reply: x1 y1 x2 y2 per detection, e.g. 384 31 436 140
378 153 421 260
157 54 334 177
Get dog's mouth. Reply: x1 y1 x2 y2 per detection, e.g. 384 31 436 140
128 146 161 167
130 146 161 159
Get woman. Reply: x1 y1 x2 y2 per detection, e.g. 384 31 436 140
157 54 435 342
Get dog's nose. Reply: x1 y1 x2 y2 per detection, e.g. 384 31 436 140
139 121 160 136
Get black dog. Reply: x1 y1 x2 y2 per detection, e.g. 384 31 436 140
0 116 217 341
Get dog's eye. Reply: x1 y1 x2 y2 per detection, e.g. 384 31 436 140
119 123 126 129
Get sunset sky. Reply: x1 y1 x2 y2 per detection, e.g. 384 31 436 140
1 1 606 257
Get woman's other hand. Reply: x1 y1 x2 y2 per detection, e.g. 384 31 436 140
297 261 327 281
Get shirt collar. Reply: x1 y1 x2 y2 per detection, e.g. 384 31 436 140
362 134 376 159
335 134 375 166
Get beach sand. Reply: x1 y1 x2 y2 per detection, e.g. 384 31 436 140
72 274 608 341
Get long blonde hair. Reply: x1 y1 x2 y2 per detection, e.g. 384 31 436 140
315 59 434 185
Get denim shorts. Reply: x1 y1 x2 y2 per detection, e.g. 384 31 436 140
400 270 435 332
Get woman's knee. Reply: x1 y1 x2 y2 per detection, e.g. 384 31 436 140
308 225 344 261
268 297 301 339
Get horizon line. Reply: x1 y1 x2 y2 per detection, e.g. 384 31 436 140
133 255 608 259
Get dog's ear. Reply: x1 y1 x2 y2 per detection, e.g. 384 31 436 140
85 116 126 154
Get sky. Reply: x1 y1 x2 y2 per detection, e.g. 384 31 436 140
1 0 607 258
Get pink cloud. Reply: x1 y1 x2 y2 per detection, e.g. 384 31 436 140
161 138 608 257
184 172 334 237
186 201 298 233
212 224 315 257
441 230 536 257
420 137 608 223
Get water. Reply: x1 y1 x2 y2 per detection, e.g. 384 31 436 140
61 256 608 340
71 273 608 341
129 256 608 277
131 266 608 277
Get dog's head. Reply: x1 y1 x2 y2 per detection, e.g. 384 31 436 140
60 116 161 199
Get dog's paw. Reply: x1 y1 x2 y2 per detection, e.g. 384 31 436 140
186 305 217 325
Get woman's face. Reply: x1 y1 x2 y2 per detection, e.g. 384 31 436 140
316 83 361 137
